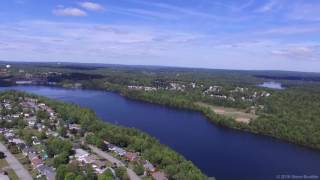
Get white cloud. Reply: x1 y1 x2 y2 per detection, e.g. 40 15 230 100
255 0 278 13
271 46 320 60
53 7 87 17
79 2 104 11
259 26 320 35
0 21 202 59
287 3 320 21
112 7 178 20
122 0 247 22
1 20 320 72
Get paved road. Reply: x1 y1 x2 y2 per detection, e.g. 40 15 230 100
0 142 33 180
89 145 141 180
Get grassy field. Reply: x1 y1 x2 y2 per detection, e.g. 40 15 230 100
0 158 8 168
6 169 19 180
196 102 257 123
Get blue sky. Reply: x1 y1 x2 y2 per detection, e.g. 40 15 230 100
1 0 320 72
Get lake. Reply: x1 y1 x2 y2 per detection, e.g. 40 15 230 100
258 82 284 89
1 86 320 180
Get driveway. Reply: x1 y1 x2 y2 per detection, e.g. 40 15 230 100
0 142 33 180
89 145 141 180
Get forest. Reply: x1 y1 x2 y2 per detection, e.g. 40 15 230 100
2 62 320 150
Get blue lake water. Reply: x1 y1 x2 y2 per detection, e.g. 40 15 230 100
1 86 320 180
258 82 284 90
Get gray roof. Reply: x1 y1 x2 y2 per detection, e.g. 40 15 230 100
37 165 56 180
75 148 89 157
113 147 126 154
23 146 36 154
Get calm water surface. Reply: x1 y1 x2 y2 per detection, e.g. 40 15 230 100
1 86 320 180
259 82 284 89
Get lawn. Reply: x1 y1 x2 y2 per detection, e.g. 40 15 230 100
0 159 19 180
196 102 257 123
6 169 19 180
0 158 8 168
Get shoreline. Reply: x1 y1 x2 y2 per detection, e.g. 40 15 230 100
0 90 209 179
2 84 320 152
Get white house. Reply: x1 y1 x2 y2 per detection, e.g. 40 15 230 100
75 148 89 162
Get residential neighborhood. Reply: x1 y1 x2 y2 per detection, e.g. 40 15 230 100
0 94 168 180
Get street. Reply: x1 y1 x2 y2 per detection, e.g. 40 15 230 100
0 142 33 180
89 145 141 180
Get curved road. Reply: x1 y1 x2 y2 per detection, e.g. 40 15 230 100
0 142 33 180
89 145 141 180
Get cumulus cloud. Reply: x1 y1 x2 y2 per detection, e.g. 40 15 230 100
53 7 87 17
79 2 104 11
1 18 320 71
0 21 203 60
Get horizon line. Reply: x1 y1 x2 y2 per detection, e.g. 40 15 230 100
0 60 320 74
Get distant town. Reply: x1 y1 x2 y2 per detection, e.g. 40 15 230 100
0 63 272 122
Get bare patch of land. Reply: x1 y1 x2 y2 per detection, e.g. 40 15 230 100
196 102 257 123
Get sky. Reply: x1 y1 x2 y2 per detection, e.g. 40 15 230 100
0 0 320 72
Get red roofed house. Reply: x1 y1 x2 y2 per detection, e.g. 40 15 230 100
152 171 168 180
124 152 138 161
31 156 43 168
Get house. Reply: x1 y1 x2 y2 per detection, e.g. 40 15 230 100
36 123 46 132
4 132 14 139
28 152 38 161
40 151 49 160
110 146 126 156
32 139 41 145
22 147 36 157
31 156 44 168
24 100 38 110
32 136 41 145
3 103 12 110
152 172 168 180
0 128 6 134
46 131 59 137
144 87 157 91
11 114 20 119
9 138 25 145
25 98 37 103
143 160 155 172
46 108 55 117
69 124 81 131
124 152 138 161
37 165 56 180
75 148 89 162
25 116 37 127
92 160 107 174
83 155 98 164
9 138 25 150
16 143 26 151
38 103 46 109
105 143 115 151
